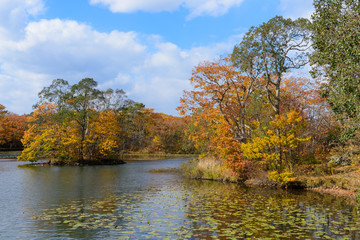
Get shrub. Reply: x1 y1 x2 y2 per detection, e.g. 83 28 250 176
268 171 295 183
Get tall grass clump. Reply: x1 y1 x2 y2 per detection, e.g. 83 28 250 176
181 157 238 182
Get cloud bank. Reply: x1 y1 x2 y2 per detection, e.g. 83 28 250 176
0 15 239 114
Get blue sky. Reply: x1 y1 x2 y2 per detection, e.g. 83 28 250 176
0 0 313 115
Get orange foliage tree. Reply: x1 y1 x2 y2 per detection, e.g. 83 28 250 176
179 54 332 177
178 56 258 143
147 114 195 154
178 56 259 177
0 105 27 150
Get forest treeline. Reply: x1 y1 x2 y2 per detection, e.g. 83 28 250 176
1 0 359 179
0 79 196 163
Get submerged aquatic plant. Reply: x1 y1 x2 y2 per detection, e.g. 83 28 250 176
31 181 360 239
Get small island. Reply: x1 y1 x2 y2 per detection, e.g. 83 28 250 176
8 78 196 166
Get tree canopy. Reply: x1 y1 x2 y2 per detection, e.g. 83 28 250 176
311 0 360 138
17 78 195 163
19 78 137 163
232 16 312 116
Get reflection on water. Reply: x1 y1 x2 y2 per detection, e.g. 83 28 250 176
0 159 360 239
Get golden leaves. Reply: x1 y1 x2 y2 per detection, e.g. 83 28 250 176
241 110 311 170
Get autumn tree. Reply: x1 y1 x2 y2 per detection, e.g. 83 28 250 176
0 104 7 146
241 110 311 171
148 114 196 154
0 114 27 149
179 54 327 176
18 104 60 162
66 78 103 160
231 16 312 168
18 78 135 163
20 77 190 163
0 104 7 116
178 57 259 143
0 105 27 150
178 57 261 177
88 110 123 158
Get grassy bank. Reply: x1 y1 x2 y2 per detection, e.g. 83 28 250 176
180 157 301 188
180 157 360 200
297 165 360 199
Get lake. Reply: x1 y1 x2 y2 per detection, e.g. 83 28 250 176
0 158 359 239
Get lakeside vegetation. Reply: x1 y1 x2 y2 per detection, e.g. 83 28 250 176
0 0 359 197
178 0 360 198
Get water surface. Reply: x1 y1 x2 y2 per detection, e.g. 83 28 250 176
0 158 359 239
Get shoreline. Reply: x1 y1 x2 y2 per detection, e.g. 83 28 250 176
18 159 127 167
183 174 359 201
306 186 358 200
245 177 358 200
1 151 195 161
13 154 195 167
180 158 360 201
119 153 195 161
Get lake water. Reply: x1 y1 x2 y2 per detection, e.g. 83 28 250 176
1 158 360 239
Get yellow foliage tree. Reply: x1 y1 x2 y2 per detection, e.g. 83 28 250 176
241 110 311 171
89 110 123 157
18 104 125 163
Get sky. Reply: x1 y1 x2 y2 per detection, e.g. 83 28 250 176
0 0 314 115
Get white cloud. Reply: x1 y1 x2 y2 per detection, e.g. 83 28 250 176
279 0 314 19
89 0 244 19
0 18 147 114
0 65 49 114
0 0 44 39
1 19 147 79
0 16 240 115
